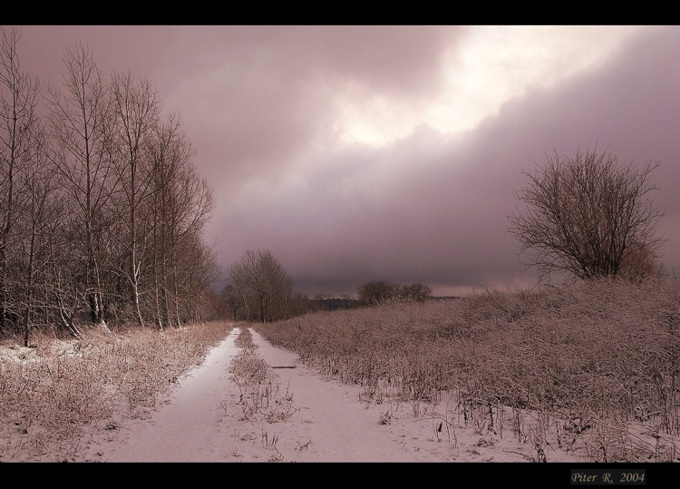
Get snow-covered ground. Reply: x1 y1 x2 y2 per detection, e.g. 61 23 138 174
80 327 589 463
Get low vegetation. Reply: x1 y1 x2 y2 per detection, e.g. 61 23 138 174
2 276 679 462
0 321 233 462
229 328 297 425
256 276 680 462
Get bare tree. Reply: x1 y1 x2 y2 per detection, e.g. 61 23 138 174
45 227 85 339
400 283 432 303
508 148 665 281
221 284 242 321
0 30 220 337
0 26 40 334
357 281 399 306
175 235 220 323
228 249 294 323
148 115 182 329
46 43 116 330
229 253 256 321
358 280 432 306
147 113 215 328
15 124 61 345
259 250 294 321
618 243 665 282
109 70 161 326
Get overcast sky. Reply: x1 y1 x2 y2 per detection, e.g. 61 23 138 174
8 25 680 297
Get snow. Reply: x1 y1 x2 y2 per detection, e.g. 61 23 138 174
80 326 591 464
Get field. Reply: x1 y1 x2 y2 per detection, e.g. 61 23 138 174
256 276 680 462
0 321 233 461
1 276 679 462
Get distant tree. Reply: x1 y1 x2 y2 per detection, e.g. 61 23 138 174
228 249 294 322
288 293 314 318
357 280 399 306
221 284 242 321
508 148 665 281
358 281 432 306
399 283 433 302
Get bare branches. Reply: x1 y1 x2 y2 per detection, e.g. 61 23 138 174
0 26 45 339
109 70 161 327
357 280 432 306
229 250 294 323
0 28 220 340
508 148 665 281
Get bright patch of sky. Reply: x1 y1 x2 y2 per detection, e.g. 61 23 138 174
335 25 644 147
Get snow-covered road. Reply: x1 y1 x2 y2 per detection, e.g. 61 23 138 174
82 326 585 463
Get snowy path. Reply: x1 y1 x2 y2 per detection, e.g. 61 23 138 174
85 328 243 462
83 326 586 463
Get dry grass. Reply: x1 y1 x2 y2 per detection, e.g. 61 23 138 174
0 321 233 462
3 276 679 463
255 275 680 462
228 327 297 462
229 328 297 425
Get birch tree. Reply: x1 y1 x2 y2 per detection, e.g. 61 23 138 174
16 131 64 344
0 26 40 334
109 70 161 326
147 113 214 327
46 43 117 330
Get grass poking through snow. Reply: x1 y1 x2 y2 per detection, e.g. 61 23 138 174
255 276 680 462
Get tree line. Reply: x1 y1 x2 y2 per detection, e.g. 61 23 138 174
214 145 667 325
221 248 433 322
356 280 432 306
1 27 219 345
4 26 665 344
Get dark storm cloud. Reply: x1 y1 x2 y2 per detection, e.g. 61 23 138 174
7 25 679 297
209 26 680 296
